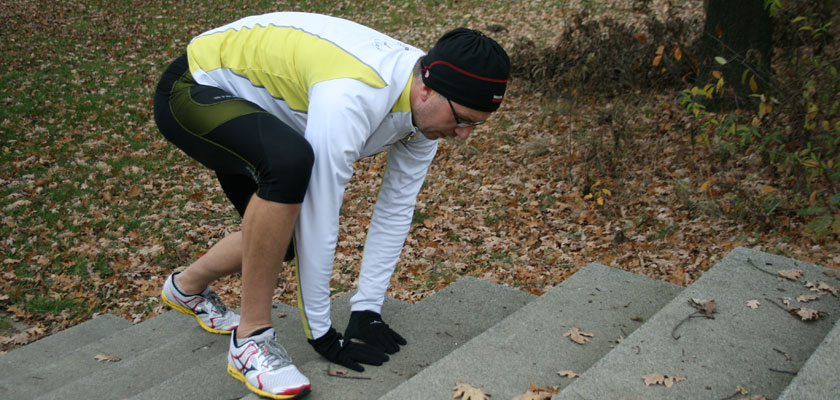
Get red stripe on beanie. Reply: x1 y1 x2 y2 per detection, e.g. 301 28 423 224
425 61 508 83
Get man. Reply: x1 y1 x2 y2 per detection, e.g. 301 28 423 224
153 11 509 399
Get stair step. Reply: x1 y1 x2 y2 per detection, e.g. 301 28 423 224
0 311 193 399
283 276 536 400
381 263 683 399
778 317 840 400
556 247 840 400
38 315 233 399
0 314 131 377
131 296 409 400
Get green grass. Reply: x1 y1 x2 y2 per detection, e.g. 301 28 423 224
24 296 88 316
0 318 12 331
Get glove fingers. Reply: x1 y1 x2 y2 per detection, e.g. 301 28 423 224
391 330 407 346
350 343 389 365
337 357 365 372
380 328 406 354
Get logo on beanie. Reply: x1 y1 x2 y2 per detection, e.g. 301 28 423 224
493 95 504 102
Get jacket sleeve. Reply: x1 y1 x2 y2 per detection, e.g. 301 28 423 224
294 79 387 340
349 133 438 313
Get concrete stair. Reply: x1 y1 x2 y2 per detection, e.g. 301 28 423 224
1 247 837 399
381 263 684 399
553 247 840 400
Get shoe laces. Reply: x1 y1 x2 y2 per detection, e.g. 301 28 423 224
203 290 229 313
260 338 293 370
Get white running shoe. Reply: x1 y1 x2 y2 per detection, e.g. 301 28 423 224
228 328 311 399
160 272 240 334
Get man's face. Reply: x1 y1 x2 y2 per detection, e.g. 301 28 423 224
413 92 491 140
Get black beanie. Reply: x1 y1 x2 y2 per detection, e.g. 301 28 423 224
421 28 510 112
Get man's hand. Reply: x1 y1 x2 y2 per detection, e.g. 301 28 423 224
308 327 388 372
344 310 407 354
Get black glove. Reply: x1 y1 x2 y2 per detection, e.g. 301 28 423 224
344 310 407 354
308 327 388 372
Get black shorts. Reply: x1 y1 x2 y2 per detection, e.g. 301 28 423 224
153 54 314 214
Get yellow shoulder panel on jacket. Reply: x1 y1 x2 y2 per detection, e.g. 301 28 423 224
188 24 387 110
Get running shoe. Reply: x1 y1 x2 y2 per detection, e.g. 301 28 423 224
228 328 311 399
161 272 240 334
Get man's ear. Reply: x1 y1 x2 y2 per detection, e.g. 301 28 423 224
418 82 435 102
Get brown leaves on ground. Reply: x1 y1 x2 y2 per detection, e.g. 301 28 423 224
689 298 717 317
453 382 490 400
796 294 820 303
94 354 121 363
777 269 803 281
563 327 594 344
729 385 770 400
746 299 760 309
642 373 686 387
791 307 825 321
557 370 580 379
805 281 838 297
512 384 561 400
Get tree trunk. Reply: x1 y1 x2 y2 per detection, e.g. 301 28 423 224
699 0 773 109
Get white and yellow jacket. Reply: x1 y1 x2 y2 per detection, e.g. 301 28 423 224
187 12 437 339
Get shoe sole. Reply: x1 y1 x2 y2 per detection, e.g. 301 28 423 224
160 291 234 335
227 363 311 399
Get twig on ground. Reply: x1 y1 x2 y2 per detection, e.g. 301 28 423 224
718 392 740 400
746 258 777 277
773 348 792 361
769 368 797 375
671 312 705 340
764 297 789 312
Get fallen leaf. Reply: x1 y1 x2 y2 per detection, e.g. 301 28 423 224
453 382 490 400
778 269 803 281
512 384 561 400
746 299 760 309
642 373 686 387
563 327 594 344
796 294 819 303
634 33 646 43
805 281 839 296
689 298 717 317
780 297 793 307
128 185 141 197
558 370 580 378
513 390 551 400
94 354 121 363
792 307 823 321
816 281 838 296
736 385 749 395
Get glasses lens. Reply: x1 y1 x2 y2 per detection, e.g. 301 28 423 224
447 98 484 127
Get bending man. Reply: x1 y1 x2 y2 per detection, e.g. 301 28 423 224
153 11 510 399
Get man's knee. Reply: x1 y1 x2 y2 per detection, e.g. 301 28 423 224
259 131 314 203
273 135 314 178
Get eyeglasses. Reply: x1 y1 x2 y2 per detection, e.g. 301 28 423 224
447 98 485 128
